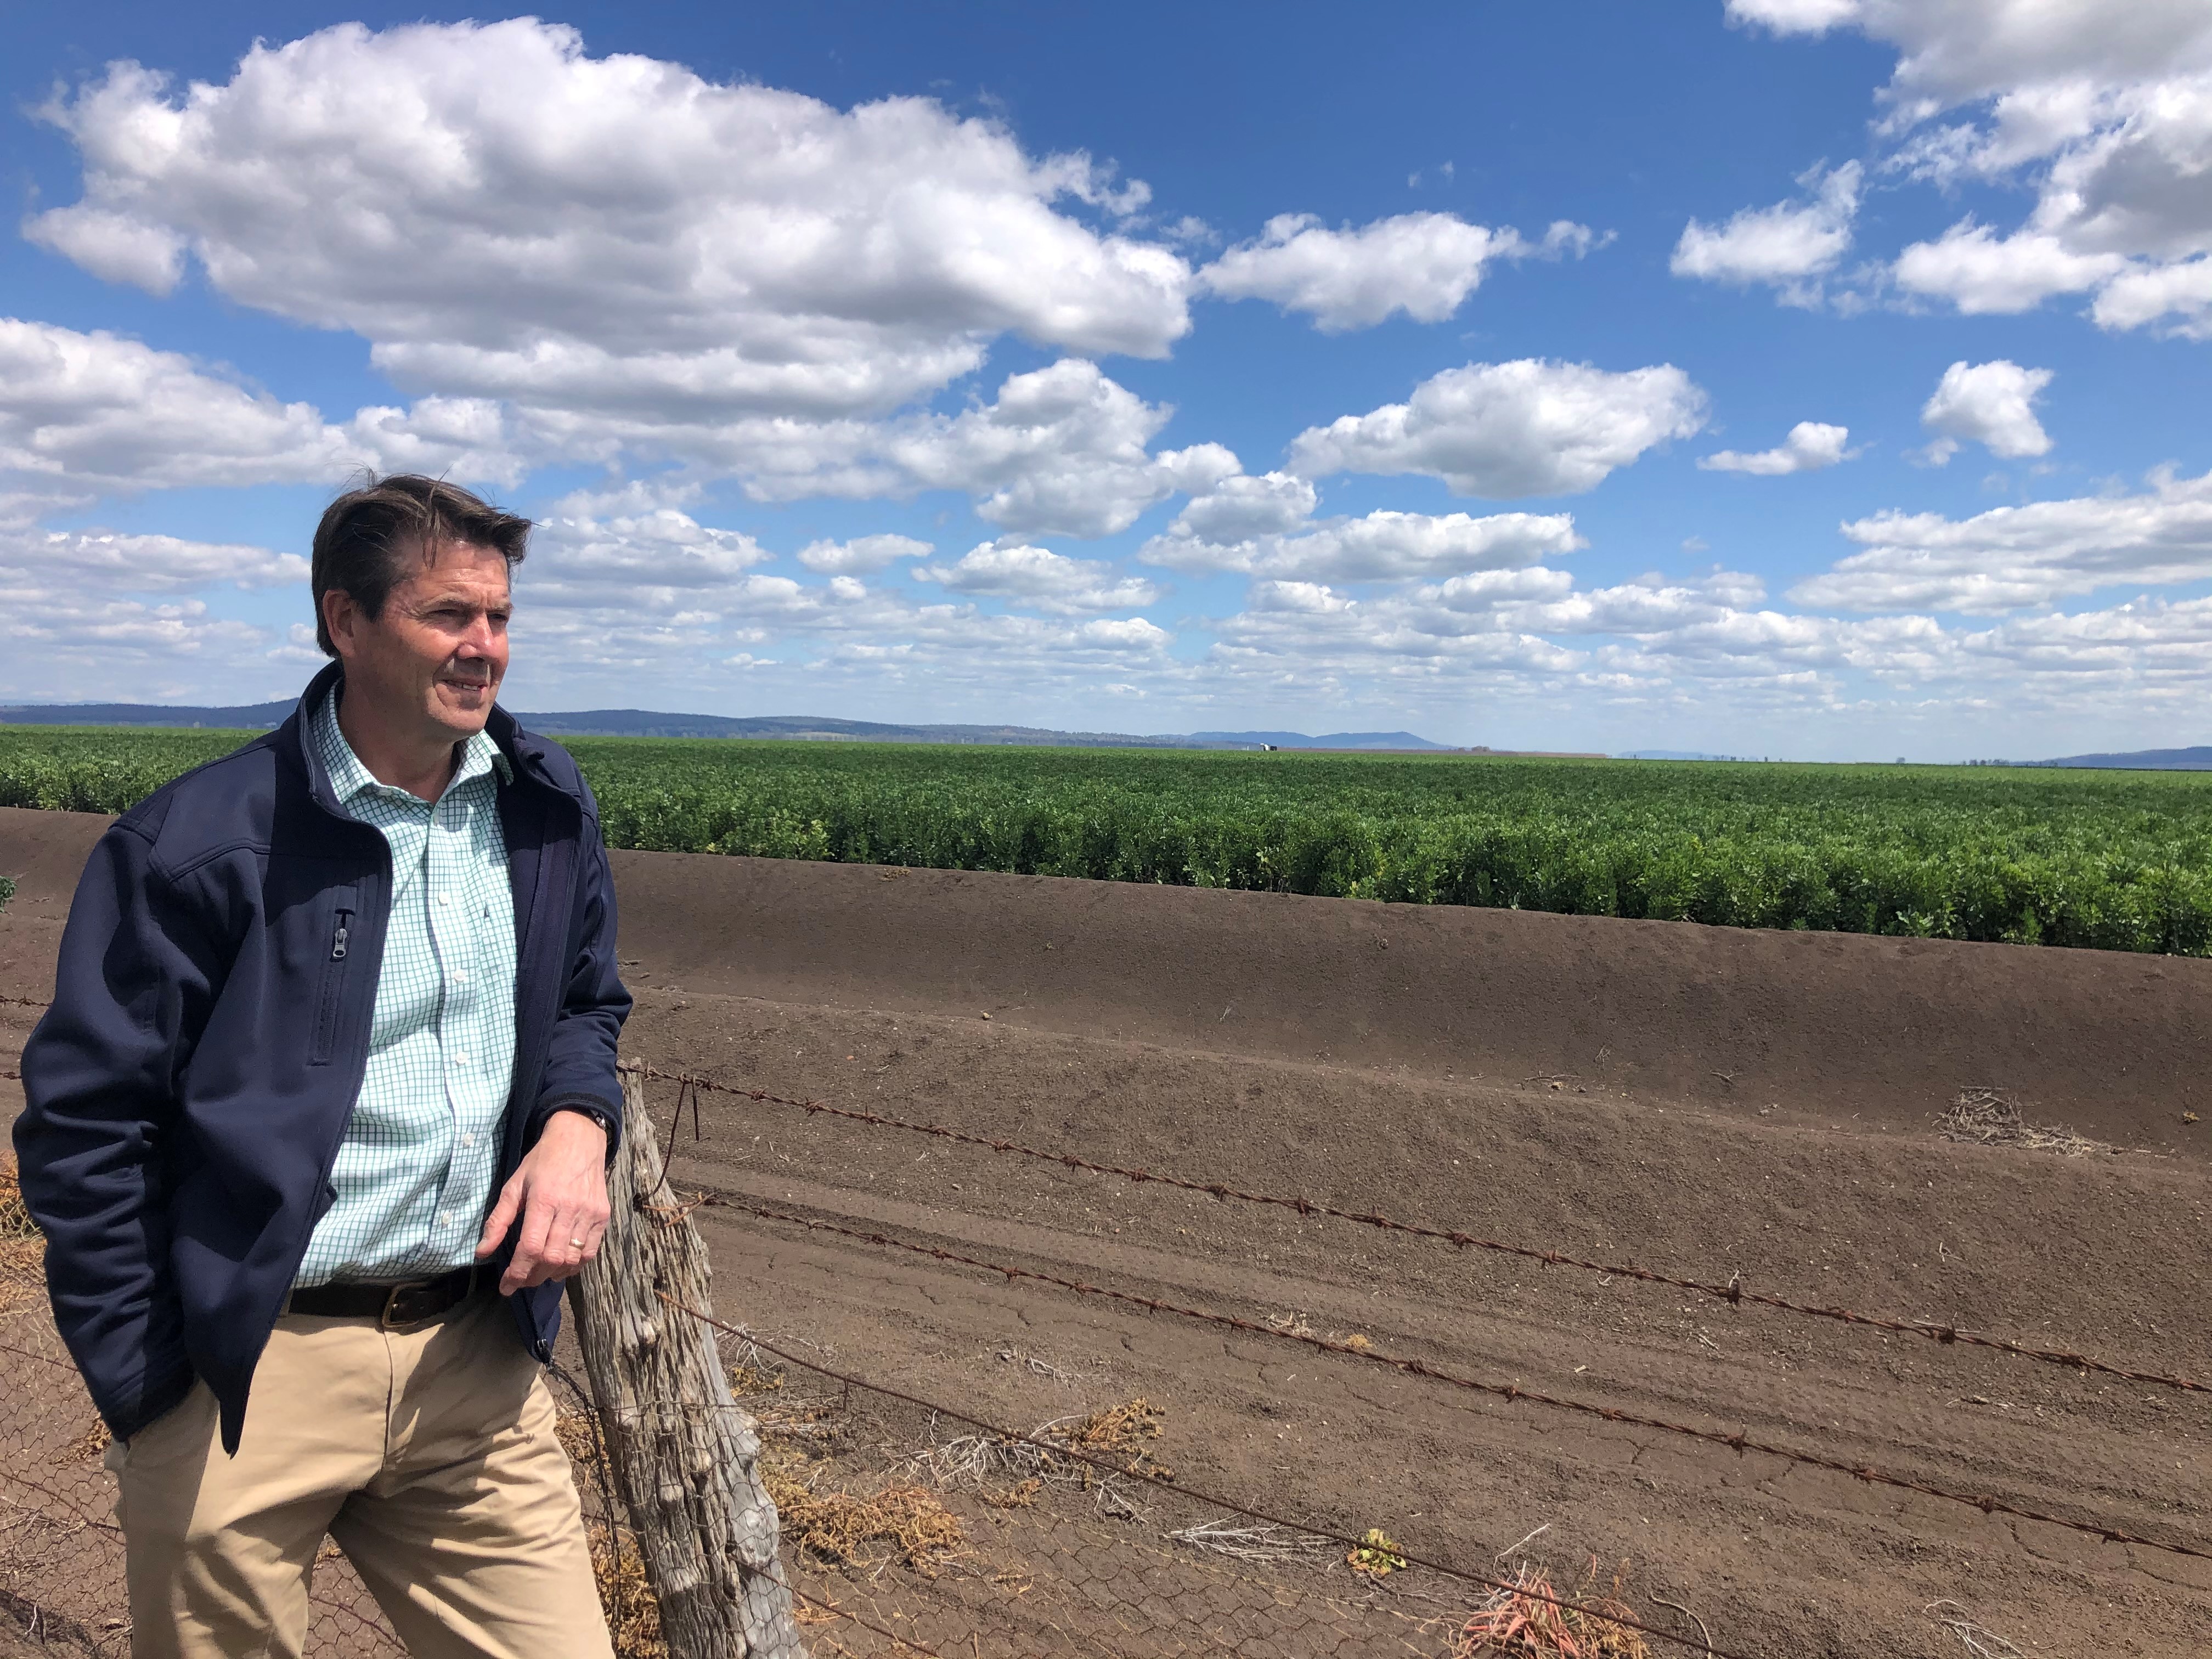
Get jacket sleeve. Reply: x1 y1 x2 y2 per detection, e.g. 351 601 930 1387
13 815 227 1437
525 788 631 1158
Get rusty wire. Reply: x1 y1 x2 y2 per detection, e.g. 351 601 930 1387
689 1186 2212 1566
624 1059 2210 1398
658 1289 1765 1659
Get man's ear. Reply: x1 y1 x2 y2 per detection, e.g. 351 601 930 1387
321 589 358 662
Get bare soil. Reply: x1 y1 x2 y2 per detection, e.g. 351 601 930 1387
4 805 2210 1657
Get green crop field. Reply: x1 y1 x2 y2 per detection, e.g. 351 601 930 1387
5 724 2212 953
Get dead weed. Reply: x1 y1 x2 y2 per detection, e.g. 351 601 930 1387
1453 1562 1653 1659
1939 1087 2113 1156
764 1459 967 1575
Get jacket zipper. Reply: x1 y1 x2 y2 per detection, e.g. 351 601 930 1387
308 905 356 1065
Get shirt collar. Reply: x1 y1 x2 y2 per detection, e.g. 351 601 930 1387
312 681 512 805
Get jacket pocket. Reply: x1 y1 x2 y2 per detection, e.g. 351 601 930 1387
307 896 355 1066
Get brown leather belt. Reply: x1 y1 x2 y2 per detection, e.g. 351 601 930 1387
285 1265 486 1330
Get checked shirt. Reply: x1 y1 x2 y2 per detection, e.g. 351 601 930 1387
294 691 518 1287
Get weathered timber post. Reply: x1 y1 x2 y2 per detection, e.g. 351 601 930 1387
567 1067 805 1659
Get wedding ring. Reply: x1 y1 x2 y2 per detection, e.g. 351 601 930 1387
568 1237 586 1248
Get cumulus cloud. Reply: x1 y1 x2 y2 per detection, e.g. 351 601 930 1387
2 528 306 592
795 534 934 574
0 318 520 495
528 504 772 601
1729 2 2212 335
1891 223 2126 313
1141 506 1583 582
1286 360 1707 498
914 539 1160 613
1916 359 2054 464
1199 213 1598 331
718 359 1232 539
1699 421 1857 475
1671 162 1863 304
27 20 1194 432
1791 465 2212 612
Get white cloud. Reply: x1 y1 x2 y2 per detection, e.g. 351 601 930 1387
1286 359 1707 498
28 20 1195 431
721 359 1231 539
1791 465 2212 612
0 317 350 491
1168 470 1319 543
1140 506 1583 582
1731 3 2212 334
527 505 772 605
1198 213 1597 331
914 539 1160 613
1671 162 1862 303
2091 256 2212 338
1917 359 2054 464
1891 223 2125 313
1699 421 1857 475
795 534 934 574
0 318 521 495
2 528 306 592
1725 0 1861 30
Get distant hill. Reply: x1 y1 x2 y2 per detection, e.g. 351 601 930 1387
2025 746 2212 770
0 701 296 729
1187 730 1452 751
0 701 1455 752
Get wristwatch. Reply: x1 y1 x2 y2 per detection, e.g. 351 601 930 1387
545 1097 619 1151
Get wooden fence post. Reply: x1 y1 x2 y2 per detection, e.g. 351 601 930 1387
567 1068 806 1659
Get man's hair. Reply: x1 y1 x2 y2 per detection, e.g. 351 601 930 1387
310 475 532 656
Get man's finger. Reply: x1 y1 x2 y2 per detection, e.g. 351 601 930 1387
476 1172 526 1260
503 1185 558 1294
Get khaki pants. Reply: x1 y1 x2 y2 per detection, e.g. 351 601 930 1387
108 1293 614 1659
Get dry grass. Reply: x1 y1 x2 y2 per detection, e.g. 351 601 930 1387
764 1462 967 1576
0 1155 45 1314
1166 1519 1335 1565
588 1522 667 1659
1452 1563 1654 1659
52 1421 108 1465
1938 1087 2113 1156
554 1404 669 1659
1925 1600 2026 1658
895 1395 1171 1515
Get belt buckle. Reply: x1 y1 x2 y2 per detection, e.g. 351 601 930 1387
378 1276 451 1333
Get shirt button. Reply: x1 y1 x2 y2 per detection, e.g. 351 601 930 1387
460 1133 476 1148
438 1211 454 1227
437 893 452 906
451 972 468 987
452 1053 470 1068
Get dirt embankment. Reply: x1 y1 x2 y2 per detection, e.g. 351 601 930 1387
4 805 2210 1657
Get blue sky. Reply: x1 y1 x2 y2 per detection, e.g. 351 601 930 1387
3 2 2209 759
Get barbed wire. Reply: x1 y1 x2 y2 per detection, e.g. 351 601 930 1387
685 1186 2212 1565
0 996 49 1010
657 1289 1760 1659
625 1060 2209 1398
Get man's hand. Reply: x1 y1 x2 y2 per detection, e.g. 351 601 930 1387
476 1111 611 1295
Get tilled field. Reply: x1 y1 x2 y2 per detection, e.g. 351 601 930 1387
3 806 2209 1657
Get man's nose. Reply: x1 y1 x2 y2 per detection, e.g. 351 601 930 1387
458 613 503 657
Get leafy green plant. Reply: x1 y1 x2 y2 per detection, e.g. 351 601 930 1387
11 725 2212 954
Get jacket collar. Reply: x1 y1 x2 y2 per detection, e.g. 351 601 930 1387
286 660 569 810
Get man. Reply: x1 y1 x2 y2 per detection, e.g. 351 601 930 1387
14 475 631 1659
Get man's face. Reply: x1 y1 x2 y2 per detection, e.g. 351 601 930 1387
324 541 513 744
